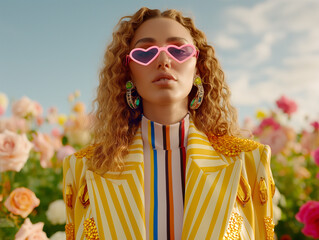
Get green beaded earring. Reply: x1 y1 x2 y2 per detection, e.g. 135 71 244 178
190 76 204 110
126 81 140 109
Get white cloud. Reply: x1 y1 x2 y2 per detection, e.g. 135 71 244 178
290 30 319 54
214 34 240 49
263 54 319 87
217 0 319 128
229 71 281 106
226 0 319 35
253 32 284 63
219 31 284 66
224 23 246 35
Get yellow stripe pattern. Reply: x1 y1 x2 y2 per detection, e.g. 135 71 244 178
63 121 274 239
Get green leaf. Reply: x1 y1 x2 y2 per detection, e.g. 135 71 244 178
0 218 15 228
62 136 68 145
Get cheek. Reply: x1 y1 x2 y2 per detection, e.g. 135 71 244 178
129 64 146 83
178 61 197 81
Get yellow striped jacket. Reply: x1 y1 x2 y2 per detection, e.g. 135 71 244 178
63 121 275 239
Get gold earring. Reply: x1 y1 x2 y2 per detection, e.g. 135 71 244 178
126 81 140 109
190 76 204 110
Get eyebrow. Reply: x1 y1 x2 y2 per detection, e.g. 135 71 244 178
133 37 189 47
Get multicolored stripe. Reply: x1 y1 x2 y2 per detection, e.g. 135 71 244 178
141 114 189 240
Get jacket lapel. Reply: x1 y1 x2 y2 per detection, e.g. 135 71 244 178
85 131 146 240
181 121 242 240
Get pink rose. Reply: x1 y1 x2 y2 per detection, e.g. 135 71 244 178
12 96 36 118
11 96 42 118
51 127 61 138
36 116 44 127
301 131 319 153
0 130 33 172
260 117 281 130
56 145 76 161
4 187 40 218
312 148 319 166
15 218 49 240
296 201 319 238
0 93 8 116
311 121 319 131
253 117 280 136
47 107 58 124
0 117 29 133
0 106 4 116
258 127 289 155
32 133 55 168
33 101 43 116
276 95 298 115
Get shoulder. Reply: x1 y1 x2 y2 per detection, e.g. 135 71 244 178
207 133 264 157
73 145 96 160
63 145 97 181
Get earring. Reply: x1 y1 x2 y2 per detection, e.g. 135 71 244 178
126 81 140 109
190 76 204 110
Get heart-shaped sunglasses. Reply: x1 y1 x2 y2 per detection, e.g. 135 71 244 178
126 44 199 66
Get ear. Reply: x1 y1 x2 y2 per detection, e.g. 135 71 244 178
194 67 200 78
127 70 135 84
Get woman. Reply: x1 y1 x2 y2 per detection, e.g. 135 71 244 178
63 7 275 240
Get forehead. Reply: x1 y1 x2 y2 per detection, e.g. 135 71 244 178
131 17 194 47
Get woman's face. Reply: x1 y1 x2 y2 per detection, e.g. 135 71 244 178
129 17 197 109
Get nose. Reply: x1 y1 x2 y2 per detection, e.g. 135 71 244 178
156 51 171 69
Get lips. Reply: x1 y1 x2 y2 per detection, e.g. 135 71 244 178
152 73 176 83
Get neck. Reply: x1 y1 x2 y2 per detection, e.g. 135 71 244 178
142 100 188 125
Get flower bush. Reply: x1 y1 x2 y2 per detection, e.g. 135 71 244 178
249 95 319 240
0 92 92 239
1 92 318 239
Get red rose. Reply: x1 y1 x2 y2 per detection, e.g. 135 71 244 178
312 147 319 166
276 95 298 115
296 201 319 238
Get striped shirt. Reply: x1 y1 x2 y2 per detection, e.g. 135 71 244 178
141 114 189 240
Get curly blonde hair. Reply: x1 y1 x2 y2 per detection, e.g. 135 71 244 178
89 7 240 174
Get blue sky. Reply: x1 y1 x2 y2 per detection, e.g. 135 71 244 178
1 0 319 129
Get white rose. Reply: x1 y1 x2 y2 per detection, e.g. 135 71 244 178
50 231 66 240
272 187 282 224
66 129 91 146
46 200 66 225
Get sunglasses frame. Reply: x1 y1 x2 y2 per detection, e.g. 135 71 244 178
126 44 199 66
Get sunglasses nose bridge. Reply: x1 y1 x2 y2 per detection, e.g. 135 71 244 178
154 48 172 69
157 47 173 61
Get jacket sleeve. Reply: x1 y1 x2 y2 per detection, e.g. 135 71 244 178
63 154 76 239
252 144 275 239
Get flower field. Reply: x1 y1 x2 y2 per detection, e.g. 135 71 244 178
0 92 92 239
0 92 318 239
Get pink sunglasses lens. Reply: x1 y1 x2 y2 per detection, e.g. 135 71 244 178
167 45 195 62
131 48 158 64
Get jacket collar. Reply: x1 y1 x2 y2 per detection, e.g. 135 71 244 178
85 120 243 239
